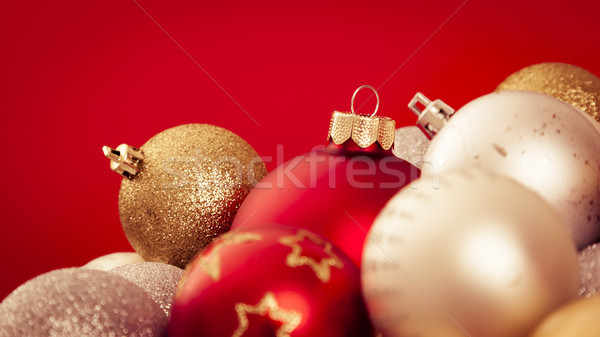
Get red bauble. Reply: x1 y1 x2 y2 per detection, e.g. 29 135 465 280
169 226 374 337
231 140 419 266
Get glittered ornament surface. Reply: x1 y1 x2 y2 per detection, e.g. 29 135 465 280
362 168 579 337
117 124 267 268
423 91 600 249
0 268 167 337
170 226 374 337
82 251 144 271
392 126 430 169
496 62 600 122
577 243 600 297
110 262 183 317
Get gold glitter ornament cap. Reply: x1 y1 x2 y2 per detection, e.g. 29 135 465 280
327 85 396 150
496 62 600 122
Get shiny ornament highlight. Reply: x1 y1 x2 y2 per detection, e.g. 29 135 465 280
110 262 183 317
422 91 600 249
496 62 600 123
0 268 167 336
362 168 579 337
170 226 373 337
105 124 268 268
82 251 144 271
529 295 600 337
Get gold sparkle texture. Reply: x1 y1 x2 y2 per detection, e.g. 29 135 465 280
117 124 268 268
279 229 344 283
496 62 600 122
233 292 302 337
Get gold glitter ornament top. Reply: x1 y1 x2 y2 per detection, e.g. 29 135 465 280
496 62 600 122
109 124 268 268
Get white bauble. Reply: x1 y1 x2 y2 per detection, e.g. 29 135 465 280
423 91 600 249
82 252 144 271
362 168 579 337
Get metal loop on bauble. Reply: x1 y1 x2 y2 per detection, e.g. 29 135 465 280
351 85 380 117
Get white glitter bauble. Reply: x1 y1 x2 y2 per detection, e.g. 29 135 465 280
578 243 600 297
0 268 167 337
82 252 144 271
392 126 430 169
362 168 579 337
110 262 183 317
423 91 600 249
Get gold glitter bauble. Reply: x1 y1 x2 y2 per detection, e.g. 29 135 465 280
496 62 600 122
117 124 267 268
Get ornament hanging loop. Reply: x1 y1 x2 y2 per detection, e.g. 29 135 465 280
351 85 380 117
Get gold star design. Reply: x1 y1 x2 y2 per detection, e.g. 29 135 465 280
233 292 302 337
279 229 344 283
198 232 262 282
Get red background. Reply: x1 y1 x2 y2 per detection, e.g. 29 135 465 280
1 0 599 300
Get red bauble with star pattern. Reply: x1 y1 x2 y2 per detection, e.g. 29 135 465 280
169 225 374 337
231 103 420 267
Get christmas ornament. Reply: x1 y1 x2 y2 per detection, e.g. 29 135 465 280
496 62 600 123
231 86 419 266
577 243 600 297
170 226 374 337
110 262 183 317
392 126 430 169
0 268 168 336
103 124 268 268
82 251 144 271
413 90 600 249
362 168 579 337
529 295 600 337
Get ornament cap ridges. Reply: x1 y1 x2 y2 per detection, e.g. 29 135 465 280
327 111 395 150
103 144 144 178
